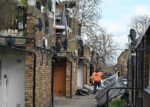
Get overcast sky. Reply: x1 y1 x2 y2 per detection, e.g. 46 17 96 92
101 0 150 50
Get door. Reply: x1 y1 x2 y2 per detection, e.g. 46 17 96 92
0 53 25 107
54 61 66 96
77 63 83 89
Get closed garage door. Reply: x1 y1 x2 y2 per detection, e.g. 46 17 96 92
0 48 25 107
54 61 66 96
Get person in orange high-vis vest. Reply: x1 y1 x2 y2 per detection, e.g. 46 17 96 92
91 68 103 94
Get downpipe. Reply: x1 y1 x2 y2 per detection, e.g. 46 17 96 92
51 55 55 107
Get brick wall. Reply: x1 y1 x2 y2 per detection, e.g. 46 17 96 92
83 45 90 84
66 17 78 96
143 32 150 107
86 63 90 85
72 60 78 95
55 3 78 97
144 35 150 88
91 51 97 68
66 59 78 97
25 6 54 107
143 91 150 107
56 3 65 10
117 49 129 77
66 61 71 97
68 18 78 52
84 45 90 60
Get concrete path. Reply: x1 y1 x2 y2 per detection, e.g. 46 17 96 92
54 94 97 107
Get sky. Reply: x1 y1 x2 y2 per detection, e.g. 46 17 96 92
101 0 150 51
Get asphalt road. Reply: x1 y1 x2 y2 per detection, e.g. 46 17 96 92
54 94 97 107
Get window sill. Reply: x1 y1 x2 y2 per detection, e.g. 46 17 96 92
144 86 150 94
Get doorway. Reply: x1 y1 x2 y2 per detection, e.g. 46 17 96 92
54 60 66 96
77 62 83 89
0 48 25 107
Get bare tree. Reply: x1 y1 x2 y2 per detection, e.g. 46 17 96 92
85 27 117 65
130 15 150 38
75 0 102 37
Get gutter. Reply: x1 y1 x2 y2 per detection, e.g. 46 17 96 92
51 54 57 107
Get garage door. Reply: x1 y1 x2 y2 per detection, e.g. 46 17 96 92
54 61 66 96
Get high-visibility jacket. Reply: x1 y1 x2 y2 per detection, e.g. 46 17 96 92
91 71 103 82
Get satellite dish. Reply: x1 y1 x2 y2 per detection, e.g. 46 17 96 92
43 38 48 48
129 29 136 41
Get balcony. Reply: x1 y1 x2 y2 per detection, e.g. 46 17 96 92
55 33 67 52
0 5 26 46
0 5 26 33
54 7 72 31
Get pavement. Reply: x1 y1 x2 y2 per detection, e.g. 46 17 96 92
54 94 97 107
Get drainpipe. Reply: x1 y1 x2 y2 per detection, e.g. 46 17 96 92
51 54 56 107
10 46 36 107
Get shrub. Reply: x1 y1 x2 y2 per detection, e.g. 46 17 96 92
108 97 127 107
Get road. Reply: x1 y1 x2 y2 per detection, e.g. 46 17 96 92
54 94 97 107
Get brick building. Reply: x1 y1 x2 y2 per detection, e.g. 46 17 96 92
0 0 54 107
52 0 78 97
89 50 97 81
52 0 92 97
117 49 129 77
83 45 91 85
0 1 95 107
128 24 150 107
